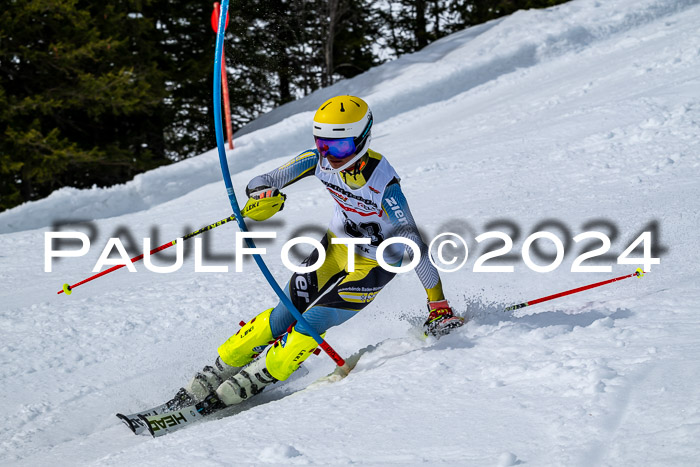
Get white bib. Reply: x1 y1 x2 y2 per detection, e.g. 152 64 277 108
315 154 403 263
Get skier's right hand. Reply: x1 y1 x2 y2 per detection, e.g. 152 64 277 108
423 300 464 338
243 185 286 221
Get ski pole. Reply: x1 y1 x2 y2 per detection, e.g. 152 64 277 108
57 214 237 295
504 268 645 312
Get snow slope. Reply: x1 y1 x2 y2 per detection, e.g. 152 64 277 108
2 0 700 464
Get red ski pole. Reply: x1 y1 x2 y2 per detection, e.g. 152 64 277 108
57 214 237 295
504 268 645 312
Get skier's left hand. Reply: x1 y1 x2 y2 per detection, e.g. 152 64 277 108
423 300 464 337
243 186 286 221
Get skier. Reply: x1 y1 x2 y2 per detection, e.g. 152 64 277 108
174 95 464 410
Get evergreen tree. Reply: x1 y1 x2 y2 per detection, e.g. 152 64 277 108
144 0 217 160
376 0 450 57
0 0 167 210
0 0 574 212
447 0 571 31
327 0 380 83
224 0 299 126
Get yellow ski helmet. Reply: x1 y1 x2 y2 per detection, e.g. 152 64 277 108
313 95 373 173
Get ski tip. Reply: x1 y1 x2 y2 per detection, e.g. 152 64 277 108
116 413 137 434
62 283 72 295
138 414 156 437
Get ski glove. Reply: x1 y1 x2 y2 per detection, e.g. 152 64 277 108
243 186 286 221
424 299 464 337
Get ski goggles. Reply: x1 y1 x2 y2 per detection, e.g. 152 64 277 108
314 136 357 160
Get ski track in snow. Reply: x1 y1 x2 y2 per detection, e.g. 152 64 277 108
2 0 700 465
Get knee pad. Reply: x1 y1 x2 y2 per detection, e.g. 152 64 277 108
218 308 275 367
265 328 321 381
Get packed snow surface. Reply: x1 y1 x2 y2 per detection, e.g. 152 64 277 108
1 0 699 464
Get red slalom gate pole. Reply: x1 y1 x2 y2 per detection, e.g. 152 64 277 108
504 268 646 312
57 214 237 295
211 2 233 150
221 48 233 150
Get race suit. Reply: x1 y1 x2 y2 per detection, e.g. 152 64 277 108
245 148 445 337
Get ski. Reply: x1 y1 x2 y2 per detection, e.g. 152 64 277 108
120 326 459 437
140 404 205 437
116 402 174 435
139 393 226 437
116 387 195 435
126 362 343 438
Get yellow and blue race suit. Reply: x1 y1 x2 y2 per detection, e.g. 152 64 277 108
218 148 445 380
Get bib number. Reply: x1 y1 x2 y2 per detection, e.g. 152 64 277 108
344 218 384 246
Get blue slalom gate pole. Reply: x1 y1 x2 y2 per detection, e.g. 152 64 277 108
212 1 349 373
